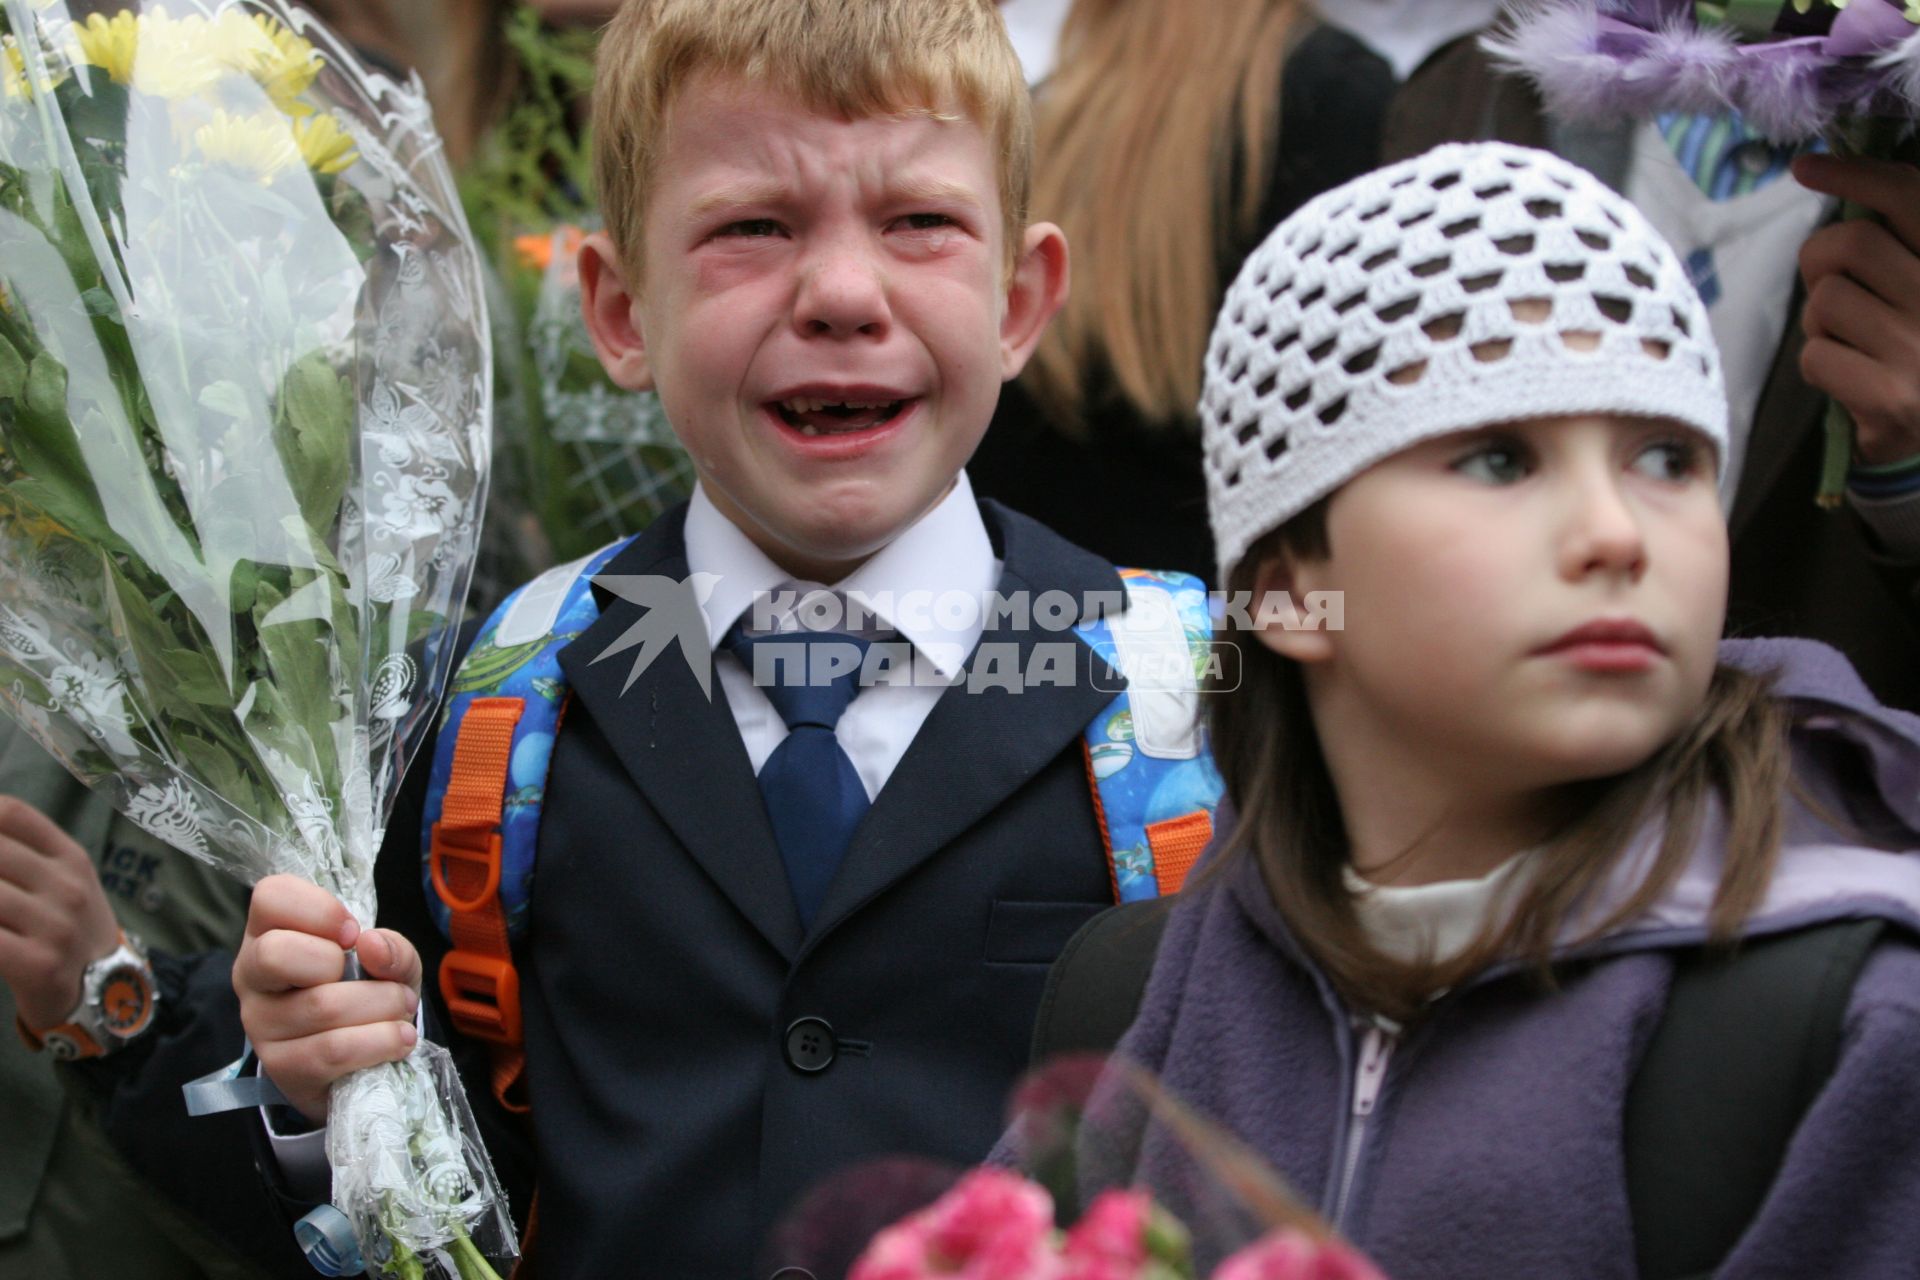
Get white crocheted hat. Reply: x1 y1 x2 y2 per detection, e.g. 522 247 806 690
1203 141 1727 581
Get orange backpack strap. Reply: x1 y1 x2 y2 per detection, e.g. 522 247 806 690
419 540 636 1112
429 697 527 1100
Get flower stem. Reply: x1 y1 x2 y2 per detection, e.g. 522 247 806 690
446 1231 505 1280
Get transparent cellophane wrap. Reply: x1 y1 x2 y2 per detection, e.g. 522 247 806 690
0 1 512 1272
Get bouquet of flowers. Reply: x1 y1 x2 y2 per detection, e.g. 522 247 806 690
848 1169 1387 1280
0 2 510 1275
774 1058 1386 1280
1486 0 1920 502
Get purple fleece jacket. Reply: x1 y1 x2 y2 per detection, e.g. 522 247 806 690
1069 638 1920 1278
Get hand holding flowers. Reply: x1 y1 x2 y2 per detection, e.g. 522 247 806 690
1790 152 1920 468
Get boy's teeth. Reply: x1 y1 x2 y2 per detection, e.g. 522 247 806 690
781 397 889 414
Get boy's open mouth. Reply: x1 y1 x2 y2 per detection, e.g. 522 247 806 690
771 397 912 437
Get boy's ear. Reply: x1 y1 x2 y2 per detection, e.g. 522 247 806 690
578 231 654 392
1249 554 1337 664
999 221 1069 380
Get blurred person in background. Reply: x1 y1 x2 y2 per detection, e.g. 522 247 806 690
1 717 283 1280
968 0 1399 582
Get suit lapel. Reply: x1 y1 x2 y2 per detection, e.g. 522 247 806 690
556 508 804 960
806 504 1123 942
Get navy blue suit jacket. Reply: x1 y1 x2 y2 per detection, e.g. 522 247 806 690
433 498 1118 1276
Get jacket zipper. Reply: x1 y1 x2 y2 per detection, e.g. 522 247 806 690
1331 1018 1398 1230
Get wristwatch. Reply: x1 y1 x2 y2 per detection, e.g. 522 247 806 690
14 930 159 1060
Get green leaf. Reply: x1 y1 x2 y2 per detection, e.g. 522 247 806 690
161 648 236 706
24 350 65 419
229 558 261 614
168 724 262 822
0 332 25 401
5 475 119 553
9 355 106 524
272 353 351 537
251 575 342 800
326 182 377 264
56 78 130 153
198 380 252 421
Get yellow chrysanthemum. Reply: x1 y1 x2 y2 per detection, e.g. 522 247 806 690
194 108 298 182
3 39 29 100
71 10 139 85
75 9 228 101
210 10 321 111
141 13 228 99
293 112 356 176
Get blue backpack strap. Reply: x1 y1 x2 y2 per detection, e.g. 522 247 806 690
1074 569 1224 902
421 535 635 948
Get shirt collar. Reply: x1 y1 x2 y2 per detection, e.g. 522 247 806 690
682 473 1000 679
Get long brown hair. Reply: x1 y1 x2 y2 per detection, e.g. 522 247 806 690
1023 0 1304 431
1210 514 1793 1024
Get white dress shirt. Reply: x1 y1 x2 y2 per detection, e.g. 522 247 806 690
688 471 1003 801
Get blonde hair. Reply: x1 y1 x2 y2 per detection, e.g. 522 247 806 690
1024 0 1304 431
591 0 1032 283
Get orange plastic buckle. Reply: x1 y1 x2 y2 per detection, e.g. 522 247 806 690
440 950 523 1045
429 821 503 913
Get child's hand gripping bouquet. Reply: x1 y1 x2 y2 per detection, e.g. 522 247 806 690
0 2 511 1275
1486 0 1920 504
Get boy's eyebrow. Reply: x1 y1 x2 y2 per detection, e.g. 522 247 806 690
682 176 987 223
684 181 791 223
883 176 986 211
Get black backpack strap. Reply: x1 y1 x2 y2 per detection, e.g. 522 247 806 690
1031 896 1176 1065
1626 918 1886 1280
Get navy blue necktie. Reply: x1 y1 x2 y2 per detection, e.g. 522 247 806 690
726 627 873 929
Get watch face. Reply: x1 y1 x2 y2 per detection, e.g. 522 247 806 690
98 964 155 1038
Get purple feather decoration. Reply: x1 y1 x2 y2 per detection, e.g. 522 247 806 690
1739 39 1842 141
1873 27 1920 122
1487 0 1920 143
1632 23 1743 116
1483 2 1657 121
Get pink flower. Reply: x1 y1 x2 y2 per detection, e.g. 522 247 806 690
1060 1190 1150 1280
849 1168 1065 1280
1214 1231 1388 1280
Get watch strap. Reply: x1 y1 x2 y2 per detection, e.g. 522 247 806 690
14 1011 108 1060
